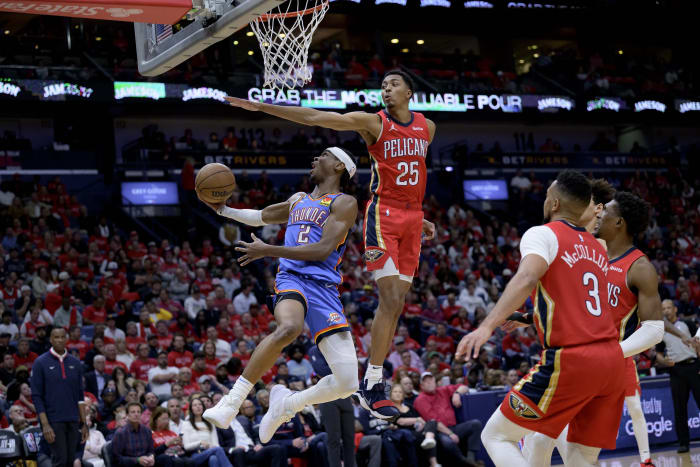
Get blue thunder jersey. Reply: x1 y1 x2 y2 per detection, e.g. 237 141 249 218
278 192 349 284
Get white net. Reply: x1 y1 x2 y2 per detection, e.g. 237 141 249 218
249 0 329 90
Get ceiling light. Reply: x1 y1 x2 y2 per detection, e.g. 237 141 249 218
278 33 286 38
95 36 102 41
247 50 254 56
518 59 524 64
533 53 539 58
401 48 409 53
531 45 538 50
246 31 254 37
416 39 424 45
233 40 239 45
3 30 9 35
390 38 399 44
618 49 624 55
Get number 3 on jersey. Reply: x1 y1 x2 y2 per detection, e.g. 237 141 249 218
396 161 419 186
582 272 602 316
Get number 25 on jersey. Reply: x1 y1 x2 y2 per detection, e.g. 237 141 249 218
396 161 419 186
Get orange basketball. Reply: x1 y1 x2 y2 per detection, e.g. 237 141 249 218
195 163 236 204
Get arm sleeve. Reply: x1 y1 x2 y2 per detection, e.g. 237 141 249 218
217 207 266 227
620 320 665 358
519 225 558 266
30 361 46 416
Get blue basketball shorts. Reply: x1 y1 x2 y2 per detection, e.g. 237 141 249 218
274 271 349 344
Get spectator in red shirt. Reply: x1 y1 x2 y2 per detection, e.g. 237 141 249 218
13 382 38 425
450 308 473 332
104 343 128 374
426 323 456 356
392 350 420 380
422 296 445 322
231 340 252 368
191 351 214 382
248 304 272 333
167 334 193 368
176 368 199 396
396 325 421 352
83 297 107 325
202 341 221 374
14 338 38 371
210 286 231 311
65 325 91 360
154 321 173 350
169 314 195 344
130 343 158 382
413 372 483 465
441 293 465 322
125 322 147 354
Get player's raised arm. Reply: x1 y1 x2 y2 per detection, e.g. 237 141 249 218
236 194 358 265
201 192 304 226
619 257 664 357
226 96 382 141
456 253 548 360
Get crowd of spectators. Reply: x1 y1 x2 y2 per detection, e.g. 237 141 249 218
0 160 697 465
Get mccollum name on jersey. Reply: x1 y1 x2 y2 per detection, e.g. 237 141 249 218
560 243 609 275
382 138 429 159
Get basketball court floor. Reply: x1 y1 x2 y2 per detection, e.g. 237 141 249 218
552 443 700 466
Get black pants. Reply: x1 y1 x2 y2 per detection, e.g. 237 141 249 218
48 421 80 467
231 444 286 467
320 398 356 467
437 419 482 464
669 359 700 446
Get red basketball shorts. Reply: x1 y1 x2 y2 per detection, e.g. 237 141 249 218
624 357 641 397
363 196 423 279
500 339 626 450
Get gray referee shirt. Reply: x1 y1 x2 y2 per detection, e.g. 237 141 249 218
662 320 697 363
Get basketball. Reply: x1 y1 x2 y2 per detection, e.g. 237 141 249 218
195 163 236 204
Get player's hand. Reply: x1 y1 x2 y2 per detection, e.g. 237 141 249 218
225 96 262 111
236 233 269 266
422 219 435 241
455 327 492 361
197 195 225 213
500 320 528 333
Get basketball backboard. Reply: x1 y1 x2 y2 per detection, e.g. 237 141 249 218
135 0 286 77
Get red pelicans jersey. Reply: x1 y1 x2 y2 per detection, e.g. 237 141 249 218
523 220 617 349
607 247 646 341
366 110 430 207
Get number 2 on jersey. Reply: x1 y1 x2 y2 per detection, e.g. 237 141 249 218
582 272 602 316
396 161 419 186
297 225 311 244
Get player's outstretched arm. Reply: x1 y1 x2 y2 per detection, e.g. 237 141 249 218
235 194 358 265
619 257 665 357
226 96 382 140
200 192 304 226
456 254 547 360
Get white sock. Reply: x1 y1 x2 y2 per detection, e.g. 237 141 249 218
626 394 650 461
364 364 384 390
225 376 253 409
285 332 359 413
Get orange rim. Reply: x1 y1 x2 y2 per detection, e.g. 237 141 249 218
255 0 328 20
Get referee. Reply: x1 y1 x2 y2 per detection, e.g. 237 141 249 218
30 326 88 466
658 299 700 453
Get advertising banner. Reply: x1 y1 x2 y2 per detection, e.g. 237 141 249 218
0 0 190 24
467 153 680 169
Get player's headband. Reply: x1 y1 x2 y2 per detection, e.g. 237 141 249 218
326 147 356 178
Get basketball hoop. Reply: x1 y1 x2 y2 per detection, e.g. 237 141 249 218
250 0 329 91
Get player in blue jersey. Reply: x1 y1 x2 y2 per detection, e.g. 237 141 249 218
200 147 360 443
